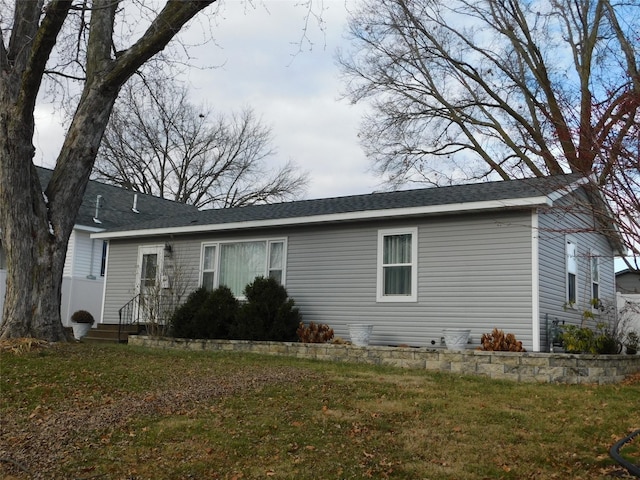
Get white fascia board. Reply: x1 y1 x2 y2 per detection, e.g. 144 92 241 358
74 224 106 233
91 195 553 240
546 176 589 202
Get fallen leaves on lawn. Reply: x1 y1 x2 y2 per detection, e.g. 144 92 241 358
0 365 311 480
621 371 640 385
0 338 52 354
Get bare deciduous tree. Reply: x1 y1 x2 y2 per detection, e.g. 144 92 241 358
93 78 308 209
0 0 217 341
339 0 639 266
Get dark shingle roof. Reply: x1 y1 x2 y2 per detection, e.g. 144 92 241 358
95 173 587 236
36 167 198 230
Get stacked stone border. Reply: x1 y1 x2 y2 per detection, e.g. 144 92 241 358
129 336 640 384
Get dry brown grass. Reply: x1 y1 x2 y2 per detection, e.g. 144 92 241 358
1 342 638 479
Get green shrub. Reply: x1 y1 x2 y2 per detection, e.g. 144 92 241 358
196 286 239 339
593 323 621 354
560 325 594 353
231 277 301 342
171 286 240 339
560 323 621 354
170 287 210 338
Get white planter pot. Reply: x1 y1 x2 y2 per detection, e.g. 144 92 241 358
348 324 374 346
72 322 93 340
443 328 471 350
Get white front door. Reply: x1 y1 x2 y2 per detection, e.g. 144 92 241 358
135 245 165 323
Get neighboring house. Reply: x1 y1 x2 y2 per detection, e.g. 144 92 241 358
616 270 640 335
616 269 640 294
93 175 625 352
0 167 198 326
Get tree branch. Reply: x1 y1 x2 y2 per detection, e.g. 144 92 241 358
13 1 73 124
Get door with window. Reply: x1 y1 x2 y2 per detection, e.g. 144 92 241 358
135 245 164 324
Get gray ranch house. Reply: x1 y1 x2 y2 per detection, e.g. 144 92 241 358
93 175 625 352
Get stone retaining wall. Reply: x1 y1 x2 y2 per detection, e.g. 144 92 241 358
128 336 640 384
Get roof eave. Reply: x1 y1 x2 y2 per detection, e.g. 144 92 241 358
91 195 552 240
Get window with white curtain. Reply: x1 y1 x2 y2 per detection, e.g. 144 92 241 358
268 241 284 284
566 239 577 305
200 239 286 297
202 245 217 291
590 251 600 308
377 228 418 302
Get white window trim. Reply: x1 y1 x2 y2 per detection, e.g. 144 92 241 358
199 237 287 297
200 243 218 291
377 227 418 303
590 250 600 313
566 237 578 307
135 244 165 297
267 239 287 282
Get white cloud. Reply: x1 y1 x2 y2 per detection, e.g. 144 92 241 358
33 0 378 200
181 0 378 199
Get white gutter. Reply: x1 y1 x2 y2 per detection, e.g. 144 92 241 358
92 195 553 240
74 224 106 233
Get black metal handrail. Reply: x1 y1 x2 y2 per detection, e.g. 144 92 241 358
118 292 179 342
118 294 141 343
610 429 640 477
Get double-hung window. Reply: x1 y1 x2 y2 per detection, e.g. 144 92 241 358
377 228 417 302
590 251 600 309
566 239 577 305
201 244 217 291
200 238 286 297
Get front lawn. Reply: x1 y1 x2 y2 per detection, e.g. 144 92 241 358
1 342 638 479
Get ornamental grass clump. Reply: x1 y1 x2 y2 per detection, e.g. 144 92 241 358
479 328 526 352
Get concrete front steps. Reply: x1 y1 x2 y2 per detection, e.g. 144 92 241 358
83 323 139 344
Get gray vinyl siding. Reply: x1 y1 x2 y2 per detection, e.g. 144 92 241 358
101 237 202 324
537 197 616 350
63 231 76 277
102 210 536 349
286 212 534 349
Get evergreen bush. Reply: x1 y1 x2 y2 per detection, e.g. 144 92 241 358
170 286 239 339
231 276 301 342
196 286 239 339
170 287 210 338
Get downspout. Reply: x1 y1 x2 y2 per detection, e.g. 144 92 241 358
87 239 96 280
531 210 541 352
98 241 109 325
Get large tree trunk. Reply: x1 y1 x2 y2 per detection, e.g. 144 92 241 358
0 87 67 340
0 81 119 340
0 0 216 341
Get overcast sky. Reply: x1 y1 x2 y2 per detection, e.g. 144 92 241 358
33 0 378 201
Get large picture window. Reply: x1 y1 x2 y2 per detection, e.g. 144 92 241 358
200 239 286 297
377 228 417 302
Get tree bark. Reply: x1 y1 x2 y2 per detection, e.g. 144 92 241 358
0 83 68 340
